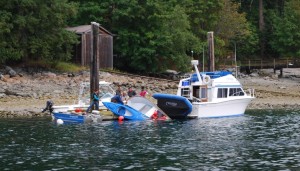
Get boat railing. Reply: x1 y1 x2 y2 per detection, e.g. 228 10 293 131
192 96 201 102
180 74 191 79
247 88 255 97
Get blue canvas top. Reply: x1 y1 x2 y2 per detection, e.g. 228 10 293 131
191 71 232 82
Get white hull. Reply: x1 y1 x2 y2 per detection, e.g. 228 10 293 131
52 104 88 113
189 97 254 118
52 102 107 113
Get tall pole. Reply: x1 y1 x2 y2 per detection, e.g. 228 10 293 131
90 22 100 106
234 42 237 77
202 46 205 72
207 32 215 72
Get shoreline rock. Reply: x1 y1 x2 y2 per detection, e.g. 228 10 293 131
1 67 300 118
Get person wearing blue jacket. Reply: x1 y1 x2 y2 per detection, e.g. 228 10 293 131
111 94 124 105
86 89 100 113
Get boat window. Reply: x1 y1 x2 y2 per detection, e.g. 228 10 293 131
200 87 207 99
229 88 245 96
193 86 200 98
217 88 228 98
181 88 190 98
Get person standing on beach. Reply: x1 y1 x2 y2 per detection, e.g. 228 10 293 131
139 86 148 97
86 89 99 113
127 87 136 98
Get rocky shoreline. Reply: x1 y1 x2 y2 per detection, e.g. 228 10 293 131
1 67 300 118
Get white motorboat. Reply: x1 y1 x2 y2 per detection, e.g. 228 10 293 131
52 81 115 113
153 60 255 119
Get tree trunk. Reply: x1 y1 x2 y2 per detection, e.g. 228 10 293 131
259 0 265 59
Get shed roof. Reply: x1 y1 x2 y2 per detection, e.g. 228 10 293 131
66 25 113 36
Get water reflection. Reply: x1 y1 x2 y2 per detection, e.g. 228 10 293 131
0 110 300 170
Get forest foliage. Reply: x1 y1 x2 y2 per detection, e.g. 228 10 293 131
0 0 299 73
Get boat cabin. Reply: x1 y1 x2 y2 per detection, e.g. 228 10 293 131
177 70 247 103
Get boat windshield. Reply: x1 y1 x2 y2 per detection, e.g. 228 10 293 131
229 88 245 96
78 82 115 105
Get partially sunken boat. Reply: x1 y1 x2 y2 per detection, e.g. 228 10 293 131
103 96 169 121
44 81 115 124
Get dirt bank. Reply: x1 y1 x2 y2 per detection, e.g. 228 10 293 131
1 68 300 117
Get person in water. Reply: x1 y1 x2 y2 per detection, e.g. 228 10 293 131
86 89 100 113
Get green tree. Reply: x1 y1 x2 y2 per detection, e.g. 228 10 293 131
216 0 257 61
0 0 78 64
269 0 300 57
112 0 199 72
70 0 200 72
70 0 260 72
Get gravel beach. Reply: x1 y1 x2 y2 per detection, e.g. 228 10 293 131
1 68 300 117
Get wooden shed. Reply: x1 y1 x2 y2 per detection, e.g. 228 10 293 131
66 25 113 69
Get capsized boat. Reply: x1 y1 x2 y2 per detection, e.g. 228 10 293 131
126 96 170 120
103 102 148 121
153 60 255 119
103 96 170 121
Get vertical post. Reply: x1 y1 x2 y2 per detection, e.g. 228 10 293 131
207 32 215 72
81 33 86 66
273 58 276 74
248 60 250 71
234 42 237 77
202 46 205 72
90 22 100 106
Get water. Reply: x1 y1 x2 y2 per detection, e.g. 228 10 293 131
0 110 300 171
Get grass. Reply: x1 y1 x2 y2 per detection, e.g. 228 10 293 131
23 60 87 73
53 62 87 72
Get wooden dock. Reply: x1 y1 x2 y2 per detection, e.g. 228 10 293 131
218 58 300 76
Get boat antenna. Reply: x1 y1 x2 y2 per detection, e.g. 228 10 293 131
191 60 203 84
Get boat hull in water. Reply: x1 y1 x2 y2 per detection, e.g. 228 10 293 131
152 93 192 119
188 97 254 118
103 102 148 121
126 96 169 119
52 112 102 124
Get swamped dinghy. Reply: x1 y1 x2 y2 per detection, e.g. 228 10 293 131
126 96 169 119
103 102 148 121
103 96 170 121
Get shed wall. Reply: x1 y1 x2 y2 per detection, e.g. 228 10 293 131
73 33 113 69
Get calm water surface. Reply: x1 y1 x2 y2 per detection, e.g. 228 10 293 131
0 110 300 171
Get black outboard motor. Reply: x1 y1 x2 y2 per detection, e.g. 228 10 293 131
42 100 54 114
